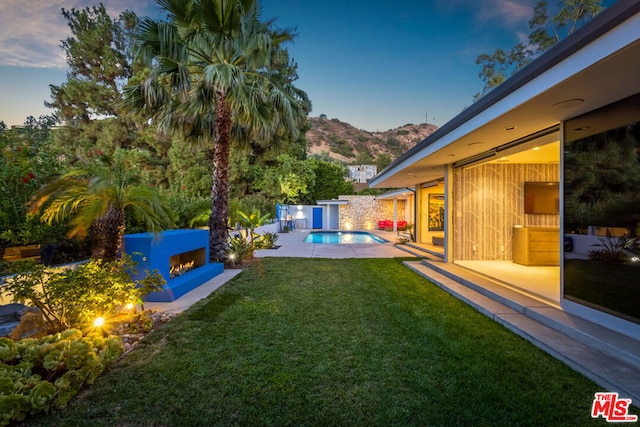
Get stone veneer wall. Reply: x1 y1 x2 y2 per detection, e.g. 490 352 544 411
337 195 406 230
453 163 560 260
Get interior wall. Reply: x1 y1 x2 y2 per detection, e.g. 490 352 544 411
419 183 445 244
453 163 560 260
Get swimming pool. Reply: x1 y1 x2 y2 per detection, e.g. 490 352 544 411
304 231 387 244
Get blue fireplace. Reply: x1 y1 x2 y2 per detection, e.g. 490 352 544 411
124 229 224 302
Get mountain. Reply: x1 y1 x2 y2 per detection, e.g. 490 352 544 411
305 116 438 163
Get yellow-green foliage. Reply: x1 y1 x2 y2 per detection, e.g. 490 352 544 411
1 257 164 333
0 329 124 425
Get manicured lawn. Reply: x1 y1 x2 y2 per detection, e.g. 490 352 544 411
29 258 620 426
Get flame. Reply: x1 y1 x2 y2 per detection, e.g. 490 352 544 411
170 260 196 279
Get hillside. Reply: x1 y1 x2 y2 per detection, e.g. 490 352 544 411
306 116 438 163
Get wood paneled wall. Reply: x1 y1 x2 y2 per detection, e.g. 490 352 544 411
453 163 560 260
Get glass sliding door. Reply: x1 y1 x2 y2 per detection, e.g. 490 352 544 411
564 93 640 324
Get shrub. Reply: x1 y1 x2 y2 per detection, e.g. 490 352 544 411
256 232 279 249
587 237 630 263
237 209 270 249
1 257 165 334
0 329 124 425
226 235 253 266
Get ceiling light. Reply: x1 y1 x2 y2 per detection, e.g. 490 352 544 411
532 147 540 151
467 142 484 146
504 126 516 131
448 154 455 157
573 126 591 131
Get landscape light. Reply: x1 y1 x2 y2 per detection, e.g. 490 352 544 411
94 317 105 327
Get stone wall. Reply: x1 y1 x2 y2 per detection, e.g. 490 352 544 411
338 195 406 230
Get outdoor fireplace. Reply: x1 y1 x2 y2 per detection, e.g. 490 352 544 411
124 229 224 302
170 248 205 278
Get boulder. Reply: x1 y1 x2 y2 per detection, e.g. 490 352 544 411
8 308 48 340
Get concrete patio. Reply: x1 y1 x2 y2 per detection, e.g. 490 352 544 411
253 229 409 259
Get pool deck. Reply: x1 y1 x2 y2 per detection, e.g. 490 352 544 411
254 229 409 259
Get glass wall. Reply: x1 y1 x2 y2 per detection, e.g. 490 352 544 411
564 93 640 324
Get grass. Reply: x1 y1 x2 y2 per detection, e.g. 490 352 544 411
28 257 625 426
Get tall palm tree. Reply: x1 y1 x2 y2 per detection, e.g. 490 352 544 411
122 0 308 260
29 165 175 262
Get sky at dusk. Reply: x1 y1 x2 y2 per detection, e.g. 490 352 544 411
0 0 617 132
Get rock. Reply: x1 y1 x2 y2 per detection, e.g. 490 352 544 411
8 308 48 340
0 321 20 337
0 303 27 323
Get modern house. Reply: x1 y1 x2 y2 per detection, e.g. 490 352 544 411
369 0 640 344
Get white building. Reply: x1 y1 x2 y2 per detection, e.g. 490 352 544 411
348 164 377 183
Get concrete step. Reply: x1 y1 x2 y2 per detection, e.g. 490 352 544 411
395 244 428 258
404 260 640 403
419 259 640 371
395 242 444 259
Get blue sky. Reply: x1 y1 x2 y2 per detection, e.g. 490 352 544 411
0 0 616 132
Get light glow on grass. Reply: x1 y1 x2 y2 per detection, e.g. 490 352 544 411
47 258 609 426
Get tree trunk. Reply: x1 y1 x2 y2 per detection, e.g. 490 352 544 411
90 203 125 262
209 92 233 261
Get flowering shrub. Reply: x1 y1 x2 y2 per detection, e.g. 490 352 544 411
1 257 165 334
0 329 124 425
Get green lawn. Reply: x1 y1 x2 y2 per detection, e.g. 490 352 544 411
29 258 623 426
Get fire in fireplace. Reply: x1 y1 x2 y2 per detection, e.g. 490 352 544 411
169 247 205 278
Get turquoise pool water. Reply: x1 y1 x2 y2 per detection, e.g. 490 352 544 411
304 231 387 244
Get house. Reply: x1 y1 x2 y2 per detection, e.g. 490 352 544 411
369 1 640 342
348 164 377 183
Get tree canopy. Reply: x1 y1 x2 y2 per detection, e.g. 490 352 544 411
124 0 309 260
475 0 604 99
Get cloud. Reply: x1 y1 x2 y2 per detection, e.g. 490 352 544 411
0 0 153 69
437 0 535 28
475 0 535 27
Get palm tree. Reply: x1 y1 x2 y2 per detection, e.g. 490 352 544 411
122 0 308 260
29 165 175 262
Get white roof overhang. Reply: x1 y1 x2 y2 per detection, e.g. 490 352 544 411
370 2 640 188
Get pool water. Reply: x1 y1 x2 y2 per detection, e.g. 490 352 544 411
304 231 387 244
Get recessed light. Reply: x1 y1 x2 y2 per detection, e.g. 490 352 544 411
504 126 516 131
467 142 484 146
573 126 591 131
500 157 507 161
532 147 540 151
448 154 455 157
552 98 584 109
